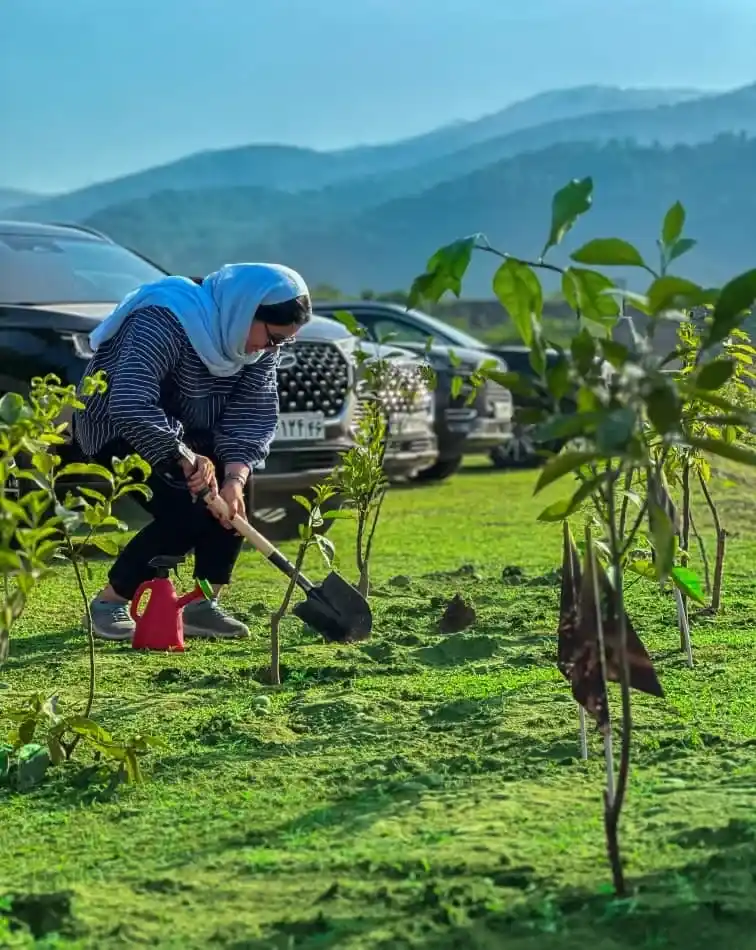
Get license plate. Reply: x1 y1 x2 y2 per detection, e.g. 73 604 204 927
390 413 429 434
275 412 326 442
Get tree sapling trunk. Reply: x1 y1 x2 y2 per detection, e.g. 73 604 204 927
698 472 726 613
269 544 307 686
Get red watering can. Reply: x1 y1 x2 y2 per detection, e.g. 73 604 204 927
131 556 210 652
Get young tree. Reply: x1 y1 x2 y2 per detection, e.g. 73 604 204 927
409 183 756 894
269 482 342 685
329 311 434 597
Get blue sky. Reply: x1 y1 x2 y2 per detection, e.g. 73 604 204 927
3 0 755 194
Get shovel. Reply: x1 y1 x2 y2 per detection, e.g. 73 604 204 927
177 453 371 641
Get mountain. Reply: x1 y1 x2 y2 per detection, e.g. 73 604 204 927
324 85 704 175
87 135 756 296
0 188 44 214
9 85 706 223
310 82 756 216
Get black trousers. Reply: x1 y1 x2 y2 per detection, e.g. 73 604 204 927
92 434 248 601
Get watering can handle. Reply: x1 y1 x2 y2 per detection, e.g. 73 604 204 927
130 581 151 621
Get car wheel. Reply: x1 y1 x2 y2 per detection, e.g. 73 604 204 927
249 496 341 543
410 456 463 483
490 424 541 469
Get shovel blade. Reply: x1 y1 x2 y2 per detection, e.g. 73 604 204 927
292 571 372 643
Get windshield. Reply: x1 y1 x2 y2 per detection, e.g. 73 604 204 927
0 231 168 305
402 307 489 350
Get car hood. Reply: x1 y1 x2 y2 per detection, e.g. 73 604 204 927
393 341 506 373
0 302 356 346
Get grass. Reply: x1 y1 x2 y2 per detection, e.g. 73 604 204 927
3 458 756 948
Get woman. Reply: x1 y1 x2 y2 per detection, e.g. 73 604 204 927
73 262 312 642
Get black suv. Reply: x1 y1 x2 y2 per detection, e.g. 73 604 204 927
0 221 438 538
314 301 514 480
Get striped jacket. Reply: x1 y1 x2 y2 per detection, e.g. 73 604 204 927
73 305 279 469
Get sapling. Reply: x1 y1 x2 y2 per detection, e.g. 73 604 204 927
328 311 434 597
0 374 162 781
668 319 756 616
330 397 388 597
409 179 756 894
268 482 342 685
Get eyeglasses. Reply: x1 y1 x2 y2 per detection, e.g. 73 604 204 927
265 325 296 348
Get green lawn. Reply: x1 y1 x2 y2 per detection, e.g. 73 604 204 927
3 459 756 948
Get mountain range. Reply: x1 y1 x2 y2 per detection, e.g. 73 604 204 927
4 82 756 296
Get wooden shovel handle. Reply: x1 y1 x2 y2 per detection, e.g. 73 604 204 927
201 491 276 557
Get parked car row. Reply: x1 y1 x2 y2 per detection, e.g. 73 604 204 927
0 220 520 539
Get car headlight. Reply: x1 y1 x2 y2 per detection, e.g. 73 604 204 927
61 332 95 360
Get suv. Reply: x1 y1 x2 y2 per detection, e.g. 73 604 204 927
313 301 514 480
0 221 437 539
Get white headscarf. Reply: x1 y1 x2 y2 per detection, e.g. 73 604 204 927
89 262 310 377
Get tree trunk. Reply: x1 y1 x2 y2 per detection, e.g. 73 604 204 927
357 563 370 598
269 611 281 686
712 530 726 613
680 462 691 652
698 473 725 614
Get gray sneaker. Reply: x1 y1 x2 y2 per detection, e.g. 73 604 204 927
88 599 135 642
181 599 250 639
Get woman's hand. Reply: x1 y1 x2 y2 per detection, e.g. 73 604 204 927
213 476 247 529
179 454 218 496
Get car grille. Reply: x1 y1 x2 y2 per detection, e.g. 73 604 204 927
261 450 345 474
277 342 350 417
353 362 431 424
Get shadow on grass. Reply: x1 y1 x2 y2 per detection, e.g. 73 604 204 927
228 820 756 950
3 626 90 671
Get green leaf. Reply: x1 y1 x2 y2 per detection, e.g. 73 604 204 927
562 268 620 324
596 407 637 453
645 383 682 435
492 259 543 346
66 716 113 744
91 535 120 557
47 735 65 766
0 392 26 424
647 276 708 314
662 201 685 247
292 494 312 512
649 500 675 584
321 509 353 520
14 745 50 790
450 375 463 398
331 309 361 335
627 559 656 581
408 236 478 306
534 451 599 495
481 369 536 398
696 359 735 391
570 327 596 375
571 238 648 269
688 437 756 468
668 237 697 265
534 410 605 443
58 462 114 485
706 268 756 347
315 534 335 566
536 474 607 522
670 565 705 605
545 357 571 400
542 177 593 257
599 340 630 368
